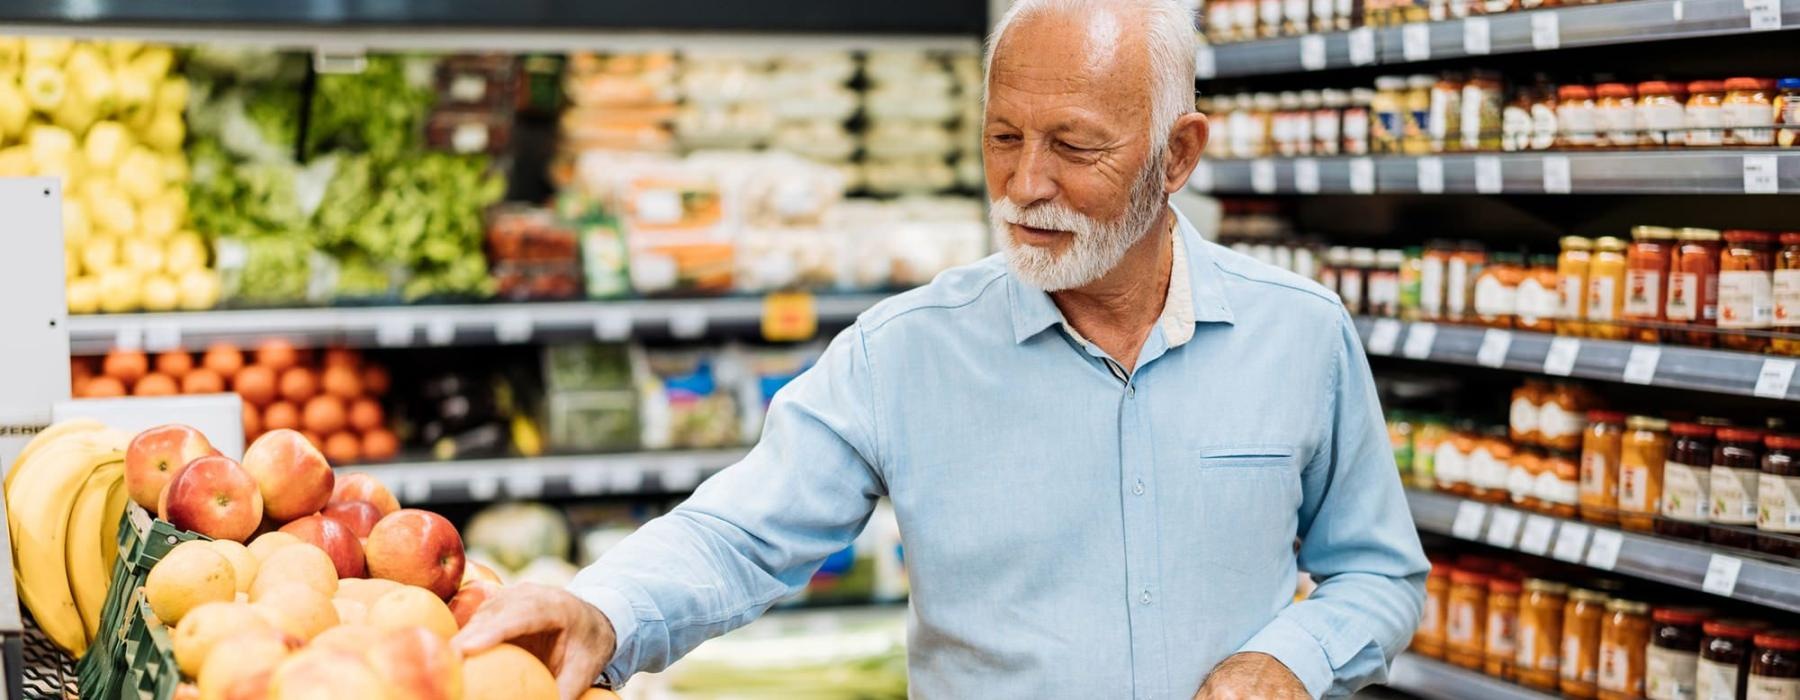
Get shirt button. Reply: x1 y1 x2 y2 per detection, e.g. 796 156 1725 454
1133 479 1146 496
1140 589 1153 605
1127 385 1136 397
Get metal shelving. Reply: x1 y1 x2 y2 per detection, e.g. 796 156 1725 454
1190 150 1800 195
338 448 748 505
1199 0 1800 78
1407 489 1800 613
64 294 888 355
1381 653 1559 700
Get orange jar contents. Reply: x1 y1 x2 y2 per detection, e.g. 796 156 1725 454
1511 380 1549 445
1511 450 1546 511
1446 569 1490 670
1773 232 1800 356
1470 427 1516 504
1558 236 1595 336
1668 228 1723 347
1518 579 1568 691
1486 578 1523 680
1588 236 1631 339
1619 415 1670 533
1415 564 1451 659
1624 226 1677 343
1581 411 1628 526
1720 230 1776 353
1598 597 1653 700
1540 383 1591 453
1541 451 1582 518
1563 588 1612 699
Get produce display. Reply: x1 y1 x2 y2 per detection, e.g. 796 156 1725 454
859 51 983 195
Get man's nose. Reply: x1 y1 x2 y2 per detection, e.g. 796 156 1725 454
1006 145 1058 207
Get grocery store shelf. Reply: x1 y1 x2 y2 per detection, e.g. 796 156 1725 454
1199 0 1799 78
65 294 889 354
1190 150 1800 195
1354 316 1800 401
1407 489 1800 613
338 448 748 505
1381 652 1557 700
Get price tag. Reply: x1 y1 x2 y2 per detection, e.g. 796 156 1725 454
1673 0 1685 20
1195 45 1217 80
1520 515 1558 555
1543 155 1572 193
1623 345 1661 385
1702 554 1744 596
1585 529 1624 570
1463 17 1492 55
467 474 500 502
1531 11 1561 50
1747 0 1782 30
569 469 608 495
1475 156 1503 194
1402 23 1432 61
762 292 818 342
1403 322 1438 359
609 466 646 493
1348 27 1378 66
1416 157 1445 193
494 313 533 344
662 462 703 492
1477 329 1513 367
1368 318 1404 355
375 317 413 347
1192 161 1215 193
1756 358 1798 399
594 309 633 342
1452 500 1489 540
1553 522 1592 562
1300 34 1327 70
670 308 709 339
1486 507 1525 547
1744 154 1780 193
1544 337 1582 376
504 467 545 499
402 476 432 505
113 325 144 351
1293 158 1322 194
143 324 182 352
425 317 456 346
1349 157 1376 194
1251 159 1278 194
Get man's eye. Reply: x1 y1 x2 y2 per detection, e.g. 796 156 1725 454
988 133 1021 145
1057 141 1094 153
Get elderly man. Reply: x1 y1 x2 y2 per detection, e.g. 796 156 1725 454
456 0 1428 697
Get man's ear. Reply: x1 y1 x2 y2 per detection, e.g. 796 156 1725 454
1163 112 1211 195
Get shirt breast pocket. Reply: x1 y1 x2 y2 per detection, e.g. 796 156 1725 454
1193 446 1302 576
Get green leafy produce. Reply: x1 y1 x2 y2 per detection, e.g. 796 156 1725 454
304 55 435 162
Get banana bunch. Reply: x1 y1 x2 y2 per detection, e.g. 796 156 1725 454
4 418 132 657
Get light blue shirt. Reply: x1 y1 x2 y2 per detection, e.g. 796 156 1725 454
574 210 1428 698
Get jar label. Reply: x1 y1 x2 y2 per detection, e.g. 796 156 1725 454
1774 269 1800 327
1519 277 1556 324
1719 271 1774 329
1645 646 1699 700
1642 103 1688 146
1598 104 1639 148
1486 608 1518 656
1711 465 1759 525
1505 104 1533 152
1662 460 1711 522
1447 259 1471 315
1620 462 1654 512
1508 463 1537 502
1758 473 1800 533
1537 468 1578 505
1563 633 1585 681
1471 447 1510 490
1626 269 1663 317
1531 103 1559 150
1511 397 1541 436
1559 272 1586 320
1421 592 1443 635
1447 601 1480 646
1600 640 1636 692
1283 0 1308 23
1746 675 1800 700
1461 87 1485 150
1429 88 1457 141
1435 441 1469 485
1668 272 1700 321
1589 276 1619 321
1340 269 1365 310
1260 0 1284 26
1422 256 1446 315
1696 657 1741 700
1581 448 1614 501
1688 104 1725 147
1723 101 1776 146
1369 271 1400 313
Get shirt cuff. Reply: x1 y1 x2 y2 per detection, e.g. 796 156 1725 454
569 584 640 687
1236 615 1335 699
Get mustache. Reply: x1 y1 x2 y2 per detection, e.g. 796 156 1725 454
989 199 1103 237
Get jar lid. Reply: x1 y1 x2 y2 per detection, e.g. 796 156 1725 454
1722 76 1775 91
1351 88 1376 103
1557 84 1594 100
1569 587 1611 603
1627 415 1669 432
1377 249 1406 266
1637 80 1683 96
1451 569 1489 586
1606 598 1650 615
1350 247 1379 265
1376 76 1408 90
1489 577 1523 594
1651 607 1709 625
1408 74 1437 88
1632 225 1678 241
1687 80 1725 94
1766 433 1800 450
1704 619 1768 639
1587 409 1627 423
1490 252 1525 266
1678 227 1722 242
1523 578 1568 594
1724 229 1776 244
1594 236 1628 251
1753 631 1800 652
1595 82 1634 98
1670 422 1715 438
1781 232 1800 246
1780 78 1800 90
1560 236 1594 250
1717 426 1766 443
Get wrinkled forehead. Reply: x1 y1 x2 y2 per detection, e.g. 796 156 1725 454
985 9 1153 122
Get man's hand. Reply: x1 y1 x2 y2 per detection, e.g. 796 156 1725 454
452 583 618 700
1194 652 1310 700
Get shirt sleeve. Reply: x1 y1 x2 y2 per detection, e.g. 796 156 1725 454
567 323 887 686
1236 308 1429 698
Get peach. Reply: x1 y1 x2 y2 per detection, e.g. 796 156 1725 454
366 626 464 700
173 601 271 678
267 647 387 700
196 628 295 700
125 424 220 511
246 531 303 562
461 561 502 586
365 509 465 600
252 583 338 641
160 456 264 542
321 499 381 538
336 577 404 608
331 473 400 515
462 644 558 700
367 585 459 640
448 580 499 629
240 429 334 522
331 597 368 625
174 682 201 700
309 623 381 654
278 515 366 579
250 543 338 600
146 541 237 625
206 540 259 594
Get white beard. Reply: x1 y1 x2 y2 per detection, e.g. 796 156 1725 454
990 155 1169 292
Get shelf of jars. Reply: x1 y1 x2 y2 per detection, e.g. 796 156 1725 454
1189 149 1800 195
1407 488 1800 614
63 294 889 355
1198 0 1799 79
336 448 747 506
1382 652 1560 700
1353 316 1800 401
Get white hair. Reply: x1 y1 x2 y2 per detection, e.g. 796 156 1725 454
983 0 1198 154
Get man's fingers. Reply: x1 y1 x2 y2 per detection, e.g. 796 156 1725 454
555 654 603 700
451 592 552 653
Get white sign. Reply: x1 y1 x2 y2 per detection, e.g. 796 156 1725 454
1463 17 1492 54
1543 155 1573 193
467 474 501 501
1756 358 1798 399
1295 158 1322 194
504 467 545 499
1673 0 1685 20
1348 28 1378 66
595 310 634 342
425 316 456 346
1452 500 1489 540
1486 507 1525 547
1585 529 1625 570
1553 522 1592 562
113 325 144 351
1403 322 1438 359
1623 345 1662 385
375 317 413 347
1520 515 1558 555
1544 337 1582 376
494 313 534 344
1475 156 1503 194
569 469 608 495
1744 154 1780 193
144 324 182 352
1702 554 1744 596
1252 159 1278 194
1402 23 1432 61
1417 157 1445 193
1477 329 1513 368
1195 46 1218 80
1192 162 1215 193
1350 157 1376 194
1301 34 1327 70
1747 0 1782 30
670 308 709 339
1368 319 1403 355
1531 11 1561 49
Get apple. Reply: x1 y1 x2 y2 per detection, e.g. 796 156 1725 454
126 424 220 511
448 580 499 629
267 647 388 700
364 510 465 600
320 500 381 539
240 429 334 523
365 626 463 700
460 561 502 586
161 456 264 542
330 473 400 515
277 515 366 579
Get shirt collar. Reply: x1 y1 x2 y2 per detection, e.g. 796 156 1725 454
1007 207 1236 346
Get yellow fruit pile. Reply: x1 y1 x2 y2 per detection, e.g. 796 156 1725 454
0 38 219 314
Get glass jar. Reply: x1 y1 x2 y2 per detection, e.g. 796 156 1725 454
1638 81 1688 147
1519 255 1561 333
1595 83 1638 148
1429 75 1464 153
1598 598 1653 700
1322 246 1350 305
1373 76 1408 155
1258 0 1283 38
1512 380 1549 445
1345 88 1374 156
1314 89 1346 155
1773 232 1800 356
1582 411 1628 526
1543 451 1582 518
1504 87 1536 152
1749 632 1800 700
1405 74 1436 155
1712 427 1765 550
1413 416 1449 490
1658 422 1716 542
1511 449 1545 511
1462 73 1505 152
1518 579 1568 691
1564 588 1612 699
1371 249 1404 317
1542 383 1592 452
1646 607 1709 700
1400 247 1425 321
1669 228 1723 347
1700 620 1769 700
1687 81 1728 148
1470 427 1515 504
1447 569 1490 670
1626 226 1678 343
1760 433 1800 559
1588 236 1630 340
1531 85 1561 151
1720 230 1776 353
1779 78 1800 149
1448 242 1488 325
1559 84 1600 149
1487 577 1524 680
1619 415 1670 533
1474 252 1524 327
1346 247 1377 314
1559 236 1596 336
1421 240 1454 322
1416 563 1451 658
1723 77 1777 147
1437 421 1479 497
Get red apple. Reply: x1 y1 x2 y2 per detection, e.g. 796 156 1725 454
126 424 221 511
460 561 502 586
448 580 499 628
365 626 464 700
330 473 400 515
321 500 381 539
364 510 465 600
277 515 367 579
240 429 334 522
161 456 264 542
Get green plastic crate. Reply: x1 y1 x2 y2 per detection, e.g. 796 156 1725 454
75 506 204 700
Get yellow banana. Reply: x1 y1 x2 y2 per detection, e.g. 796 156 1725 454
66 460 123 643
5 418 107 493
6 437 123 657
99 472 129 576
